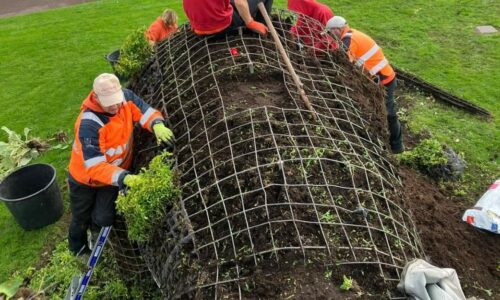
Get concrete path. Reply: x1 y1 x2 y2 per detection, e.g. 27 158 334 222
0 0 95 18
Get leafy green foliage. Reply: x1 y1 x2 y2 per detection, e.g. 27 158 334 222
320 210 334 222
340 275 353 291
0 127 48 179
323 270 332 280
116 152 180 242
398 138 448 169
114 27 152 80
0 277 22 299
29 242 84 299
27 241 157 299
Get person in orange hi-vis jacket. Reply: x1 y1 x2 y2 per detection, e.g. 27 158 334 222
183 0 273 36
145 9 178 45
67 73 175 255
326 16 403 154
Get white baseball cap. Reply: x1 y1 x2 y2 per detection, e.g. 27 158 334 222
325 16 348 29
93 73 124 107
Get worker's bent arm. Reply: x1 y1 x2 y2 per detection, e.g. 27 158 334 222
77 117 129 187
124 89 164 132
234 0 253 24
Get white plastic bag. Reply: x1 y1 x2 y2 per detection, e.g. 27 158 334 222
462 179 500 234
397 259 466 300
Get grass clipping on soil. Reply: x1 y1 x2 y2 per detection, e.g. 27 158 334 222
116 151 179 242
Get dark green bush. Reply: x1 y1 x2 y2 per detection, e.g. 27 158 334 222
114 27 152 80
116 152 180 242
398 138 448 168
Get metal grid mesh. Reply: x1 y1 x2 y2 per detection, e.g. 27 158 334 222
128 10 424 299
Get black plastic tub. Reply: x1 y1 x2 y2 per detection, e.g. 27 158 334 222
0 164 63 230
105 49 128 81
105 49 120 68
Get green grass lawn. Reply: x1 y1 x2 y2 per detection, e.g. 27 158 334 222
0 0 498 289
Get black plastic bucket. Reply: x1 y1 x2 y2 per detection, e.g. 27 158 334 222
105 49 128 81
105 49 120 68
0 164 63 230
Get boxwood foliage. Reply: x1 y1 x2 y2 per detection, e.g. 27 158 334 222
116 151 180 242
399 138 448 168
114 27 152 80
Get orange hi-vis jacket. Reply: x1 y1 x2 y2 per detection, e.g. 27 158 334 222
145 17 178 43
341 28 395 85
68 89 164 188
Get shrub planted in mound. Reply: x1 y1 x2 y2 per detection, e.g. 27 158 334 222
114 27 152 80
399 138 448 168
399 138 465 180
116 151 179 242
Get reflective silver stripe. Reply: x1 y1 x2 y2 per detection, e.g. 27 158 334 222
369 58 388 75
72 141 78 150
344 32 352 37
111 169 126 186
81 112 104 127
140 108 155 126
356 44 379 67
84 156 106 168
111 158 123 166
105 145 124 157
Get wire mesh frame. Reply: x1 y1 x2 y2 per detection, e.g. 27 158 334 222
107 216 151 281
129 9 425 299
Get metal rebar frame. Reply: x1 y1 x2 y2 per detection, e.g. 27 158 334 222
127 10 425 299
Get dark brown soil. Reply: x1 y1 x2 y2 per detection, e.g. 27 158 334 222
399 164 500 299
393 94 500 299
128 20 499 300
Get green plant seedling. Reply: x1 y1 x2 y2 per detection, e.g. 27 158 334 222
321 210 334 223
340 275 353 291
324 270 332 280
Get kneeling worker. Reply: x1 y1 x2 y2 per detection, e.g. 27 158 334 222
326 16 403 153
145 9 178 45
67 73 175 255
183 0 273 36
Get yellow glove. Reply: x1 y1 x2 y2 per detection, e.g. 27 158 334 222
152 123 174 145
123 174 141 188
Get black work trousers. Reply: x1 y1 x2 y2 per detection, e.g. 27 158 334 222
227 0 273 30
67 179 118 254
384 77 403 153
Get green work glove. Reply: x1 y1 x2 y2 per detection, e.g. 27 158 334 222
123 174 141 188
152 123 175 145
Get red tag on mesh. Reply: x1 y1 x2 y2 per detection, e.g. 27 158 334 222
466 216 474 224
230 47 239 56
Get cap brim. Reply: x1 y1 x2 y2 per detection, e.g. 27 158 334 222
98 89 124 107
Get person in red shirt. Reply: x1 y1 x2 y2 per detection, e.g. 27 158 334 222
288 0 336 51
183 0 273 36
145 9 178 45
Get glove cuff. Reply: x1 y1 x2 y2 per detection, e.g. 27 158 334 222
117 171 130 191
151 119 165 130
245 19 256 26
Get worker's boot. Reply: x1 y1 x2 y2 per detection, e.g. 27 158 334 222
88 225 101 251
388 116 404 154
